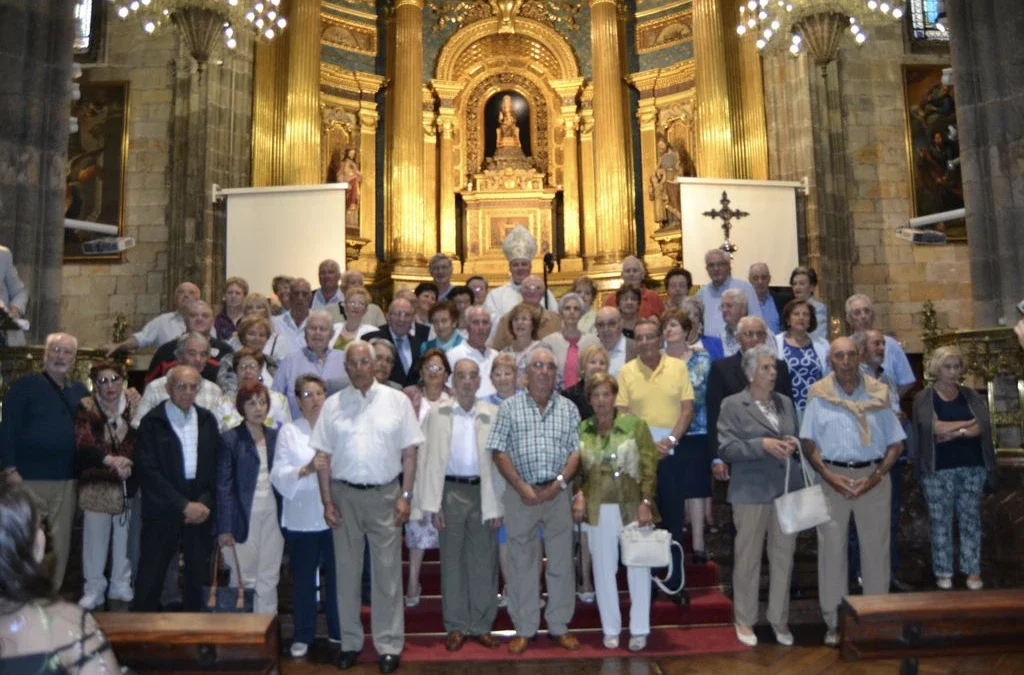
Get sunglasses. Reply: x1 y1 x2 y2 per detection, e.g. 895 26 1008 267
95 375 123 385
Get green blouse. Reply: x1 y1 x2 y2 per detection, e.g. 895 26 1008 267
577 413 661 526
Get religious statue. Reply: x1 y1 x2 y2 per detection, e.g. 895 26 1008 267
327 147 362 230
648 137 682 229
496 94 521 149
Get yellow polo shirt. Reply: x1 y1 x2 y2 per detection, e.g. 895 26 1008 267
615 355 694 429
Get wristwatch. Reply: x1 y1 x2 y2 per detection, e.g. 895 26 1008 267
400 491 413 501
556 474 569 490
666 435 678 445
959 428 967 437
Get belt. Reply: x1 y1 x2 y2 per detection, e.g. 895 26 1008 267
335 478 397 490
822 458 882 469
445 475 481 485
531 478 556 488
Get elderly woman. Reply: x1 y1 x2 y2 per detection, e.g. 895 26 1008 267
331 286 377 350
679 296 725 361
790 266 828 342
545 292 599 391
369 338 404 390
573 372 660 652
773 299 831 415
215 276 250 341
421 300 464 353
217 380 284 615
615 286 642 340
664 268 693 311
717 344 800 647
482 352 519 406
571 276 599 335
662 308 714 563
218 348 292 429
910 346 997 591
0 484 122 673
270 375 340 658
498 302 548 383
74 359 139 610
562 344 610 421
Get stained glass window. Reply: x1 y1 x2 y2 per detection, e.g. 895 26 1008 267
73 0 96 55
909 0 949 42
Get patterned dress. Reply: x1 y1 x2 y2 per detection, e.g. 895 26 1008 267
783 340 824 412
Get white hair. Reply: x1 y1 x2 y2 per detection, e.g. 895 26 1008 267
558 292 583 313
525 343 555 364
736 315 766 338
44 332 78 351
722 288 748 310
306 309 333 327
741 344 777 382
845 293 873 318
465 305 491 323
704 248 729 264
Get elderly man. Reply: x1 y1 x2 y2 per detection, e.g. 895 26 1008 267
488 345 581 654
273 310 350 418
695 249 761 338
490 275 562 350
104 281 201 355
706 316 794 481
134 333 225 426
447 306 499 399
845 294 915 396
364 298 425 387
413 358 504 651
719 288 749 358
342 270 387 326
145 300 233 383
748 262 786 334
133 365 221 612
313 259 344 317
484 225 557 318
595 307 635 377
429 254 456 300
313 341 423 673
1 333 88 588
272 277 313 356
602 256 665 318
800 337 906 646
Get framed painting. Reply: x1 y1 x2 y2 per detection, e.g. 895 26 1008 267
902 64 965 242
65 81 130 262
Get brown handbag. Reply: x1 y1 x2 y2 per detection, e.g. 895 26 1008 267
78 480 126 515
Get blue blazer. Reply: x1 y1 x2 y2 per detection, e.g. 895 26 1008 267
216 423 280 543
702 335 726 361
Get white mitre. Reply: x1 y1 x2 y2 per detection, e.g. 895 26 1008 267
501 225 537 262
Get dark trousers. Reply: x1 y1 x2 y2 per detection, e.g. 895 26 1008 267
132 516 212 612
655 453 686 590
288 529 341 644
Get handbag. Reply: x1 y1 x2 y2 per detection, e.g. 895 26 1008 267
619 520 685 595
201 543 254 613
774 440 832 535
78 480 126 515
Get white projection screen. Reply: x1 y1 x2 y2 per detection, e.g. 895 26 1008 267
677 177 802 285
220 184 348 295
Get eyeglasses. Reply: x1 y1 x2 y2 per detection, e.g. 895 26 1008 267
740 330 768 339
424 364 446 373
95 375 122 385
237 362 261 372
173 382 200 392
529 361 557 372
299 390 326 399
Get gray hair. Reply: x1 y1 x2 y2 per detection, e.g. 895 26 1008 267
318 258 341 272
741 343 777 383
558 292 584 314
737 315 767 340
925 345 963 381
174 331 210 360
367 337 396 360
704 248 729 264
845 293 873 318
680 297 704 324
44 332 79 351
429 253 451 267
187 299 213 314
722 287 748 310
306 309 333 328
525 342 555 364
465 304 491 324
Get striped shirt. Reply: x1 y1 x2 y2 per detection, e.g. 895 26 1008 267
486 391 581 485
799 377 905 463
165 401 199 480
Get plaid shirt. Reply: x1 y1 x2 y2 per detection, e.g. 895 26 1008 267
486 391 581 485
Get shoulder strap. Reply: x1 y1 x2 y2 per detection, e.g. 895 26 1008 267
41 372 78 418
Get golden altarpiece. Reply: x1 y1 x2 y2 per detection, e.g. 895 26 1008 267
250 0 770 294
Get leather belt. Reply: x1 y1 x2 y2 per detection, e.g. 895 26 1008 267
445 475 481 485
336 478 397 490
822 458 882 469
531 479 556 488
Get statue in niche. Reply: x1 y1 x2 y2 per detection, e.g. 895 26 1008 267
327 147 362 229
496 94 521 149
483 91 535 173
649 136 682 228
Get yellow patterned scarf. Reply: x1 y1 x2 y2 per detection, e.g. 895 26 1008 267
807 373 891 446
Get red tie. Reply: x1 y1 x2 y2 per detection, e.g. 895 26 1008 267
564 337 580 389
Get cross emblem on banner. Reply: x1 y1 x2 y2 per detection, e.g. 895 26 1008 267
702 190 749 255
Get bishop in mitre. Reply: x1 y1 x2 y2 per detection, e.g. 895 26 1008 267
483 225 557 319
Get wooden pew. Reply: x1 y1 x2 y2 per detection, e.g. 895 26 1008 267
96 612 280 674
840 589 1024 675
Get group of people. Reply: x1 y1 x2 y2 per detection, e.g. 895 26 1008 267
0 225 1003 672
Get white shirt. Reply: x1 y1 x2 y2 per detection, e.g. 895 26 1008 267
165 401 199 480
216 390 292 431
446 342 498 398
695 277 762 338
607 335 628 377
483 280 558 319
445 403 480 478
272 312 308 356
312 287 342 310
270 418 329 531
133 376 224 429
309 381 425 484
133 311 187 350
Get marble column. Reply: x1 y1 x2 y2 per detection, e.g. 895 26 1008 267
388 0 427 267
284 0 321 184
588 0 633 264
693 0 736 178
947 0 1024 325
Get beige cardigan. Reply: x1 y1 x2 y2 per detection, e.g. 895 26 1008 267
411 400 505 522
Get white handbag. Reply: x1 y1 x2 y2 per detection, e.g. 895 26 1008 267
619 521 685 595
774 441 832 535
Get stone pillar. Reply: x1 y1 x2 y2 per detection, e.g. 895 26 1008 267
947 0 1024 325
388 0 426 267
284 0 320 184
431 80 465 260
578 88 598 268
551 79 584 270
693 0 735 178
589 0 633 264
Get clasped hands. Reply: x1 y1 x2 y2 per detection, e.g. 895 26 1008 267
825 470 881 500
571 493 652 527
762 436 799 461
103 455 133 480
516 480 561 506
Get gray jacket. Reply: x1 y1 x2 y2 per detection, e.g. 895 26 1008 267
910 385 997 480
717 389 803 504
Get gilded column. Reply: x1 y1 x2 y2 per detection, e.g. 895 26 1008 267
357 105 379 264
271 27 291 184
422 88 439 256
578 90 597 267
388 0 426 266
693 0 735 178
431 80 464 259
551 79 584 270
627 70 660 259
736 20 769 179
589 0 633 264
251 40 279 186
284 0 321 184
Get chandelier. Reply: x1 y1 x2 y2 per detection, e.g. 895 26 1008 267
736 0 904 68
109 0 287 66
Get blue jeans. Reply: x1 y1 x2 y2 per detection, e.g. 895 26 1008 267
288 529 341 644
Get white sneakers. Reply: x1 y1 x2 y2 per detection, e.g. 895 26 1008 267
936 576 953 590
967 576 984 590
78 594 103 611
289 642 309 659
602 635 619 649
627 635 647 652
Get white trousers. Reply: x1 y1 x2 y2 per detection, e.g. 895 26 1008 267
588 504 651 638
223 501 285 615
82 509 133 600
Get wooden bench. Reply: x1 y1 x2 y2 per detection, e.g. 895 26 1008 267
840 589 1024 675
95 612 280 674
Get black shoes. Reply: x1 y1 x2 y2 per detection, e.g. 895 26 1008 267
379 654 401 673
337 650 361 670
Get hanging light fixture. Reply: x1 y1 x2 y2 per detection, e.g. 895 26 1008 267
737 0 904 72
109 0 286 68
